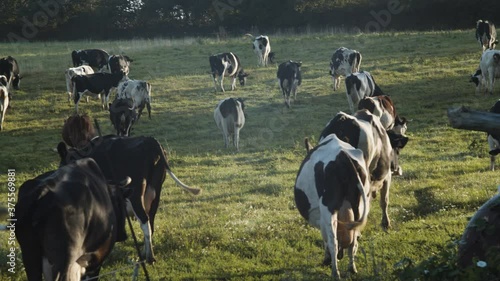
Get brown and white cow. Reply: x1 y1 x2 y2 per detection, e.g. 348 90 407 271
61 114 96 148
295 134 370 278
357 95 408 135
330 47 362 91
319 110 395 229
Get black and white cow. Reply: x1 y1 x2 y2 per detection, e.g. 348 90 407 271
472 50 500 95
0 75 9 131
0 56 21 91
57 136 201 263
116 79 152 122
295 134 371 278
209 52 248 92
247 34 272 66
345 71 385 113
277 60 302 108
487 100 500 171
65 65 95 102
330 47 362 91
319 110 394 229
108 55 133 75
109 98 137 137
476 20 498 52
358 95 408 135
72 71 126 112
15 158 131 281
71 49 110 72
214 98 246 151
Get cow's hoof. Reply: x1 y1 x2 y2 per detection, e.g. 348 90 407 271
348 264 358 274
337 249 344 260
322 256 332 266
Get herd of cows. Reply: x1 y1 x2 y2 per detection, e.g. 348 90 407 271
1 22 499 280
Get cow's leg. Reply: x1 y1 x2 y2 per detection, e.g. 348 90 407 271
380 179 391 230
346 92 355 114
212 74 218 92
128 182 156 264
489 70 495 95
221 119 230 148
332 75 338 91
220 75 225 92
231 76 237 91
320 204 340 279
347 232 359 274
234 127 240 151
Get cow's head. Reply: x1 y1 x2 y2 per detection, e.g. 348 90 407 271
268 52 276 64
237 70 249 86
62 114 96 148
109 98 137 137
392 116 408 136
387 130 409 176
12 74 21 90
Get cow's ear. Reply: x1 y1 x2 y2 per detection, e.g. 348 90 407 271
297 61 302 67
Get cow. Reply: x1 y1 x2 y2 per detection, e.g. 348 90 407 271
0 75 9 131
72 71 127 112
71 49 110 72
295 134 370 278
15 158 131 281
487 100 500 171
57 135 201 263
209 52 249 92
109 98 137 136
61 114 96 148
246 34 272 67
0 56 21 92
116 79 152 121
345 71 385 113
277 60 302 108
357 95 408 135
330 47 362 91
108 55 133 75
472 50 500 95
214 98 246 151
476 20 498 51
65 65 95 102
319 110 395 229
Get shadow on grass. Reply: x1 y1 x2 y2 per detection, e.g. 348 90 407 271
401 186 488 222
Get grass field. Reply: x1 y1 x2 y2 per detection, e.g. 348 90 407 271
1 30 500 280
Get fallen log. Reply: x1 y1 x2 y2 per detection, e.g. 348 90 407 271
447 106 500 135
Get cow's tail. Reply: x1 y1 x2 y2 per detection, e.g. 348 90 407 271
339 179 368 232
244 33 255 40
158 144 201 195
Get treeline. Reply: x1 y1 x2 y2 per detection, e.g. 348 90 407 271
1 0 499 41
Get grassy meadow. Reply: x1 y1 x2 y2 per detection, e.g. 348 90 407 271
1 30 500 280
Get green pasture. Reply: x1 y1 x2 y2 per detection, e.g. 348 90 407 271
1 30 499 280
